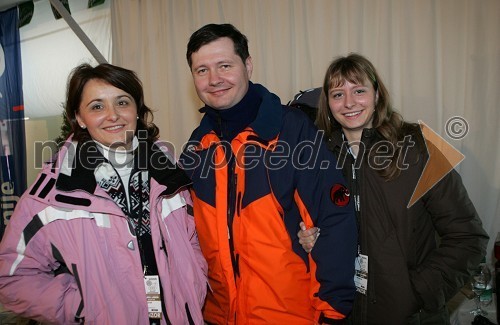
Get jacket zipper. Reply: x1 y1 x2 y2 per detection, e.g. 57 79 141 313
227 158 239 280
351 151 377 324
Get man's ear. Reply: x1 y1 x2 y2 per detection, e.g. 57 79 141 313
245 56 253 79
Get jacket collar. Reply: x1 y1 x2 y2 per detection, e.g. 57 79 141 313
147 141 193 196
329 127 382 152
193 82 283 143
55 140 101 194
55 137 191 197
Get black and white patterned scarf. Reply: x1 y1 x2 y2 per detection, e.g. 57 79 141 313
96 163 151 236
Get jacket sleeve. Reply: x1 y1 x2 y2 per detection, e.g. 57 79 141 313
181 190 209 288
0 198 81 324
292 118 358 321
160 189 207 324
408 141 489 312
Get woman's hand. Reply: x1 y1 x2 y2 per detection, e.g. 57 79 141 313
298 221 320 253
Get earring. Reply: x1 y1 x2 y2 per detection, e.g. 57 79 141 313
136 116 139 120
80 125 86 129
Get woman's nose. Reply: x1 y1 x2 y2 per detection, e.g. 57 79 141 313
107 106 119 120
345 94 354 109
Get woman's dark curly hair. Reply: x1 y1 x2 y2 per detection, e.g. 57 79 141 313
64 63 159 143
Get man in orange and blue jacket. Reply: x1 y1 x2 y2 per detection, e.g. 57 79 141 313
180 23 358 324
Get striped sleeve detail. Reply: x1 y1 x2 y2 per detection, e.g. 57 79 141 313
38 178 56 199
29 173 47 195
160 193 187 241
54 194 91 207
23 214 44 244
9 208 111 275
27 173 56 199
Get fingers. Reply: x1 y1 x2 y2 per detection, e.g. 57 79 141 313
298 227 319 241
303 242 314 253
298 222 320 253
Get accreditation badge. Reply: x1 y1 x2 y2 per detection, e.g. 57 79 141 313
144 275 162 319
354 254 368 295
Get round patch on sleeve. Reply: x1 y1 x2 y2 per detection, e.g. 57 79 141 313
330 184 350 207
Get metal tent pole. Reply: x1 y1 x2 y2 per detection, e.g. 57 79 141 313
47 0 108 64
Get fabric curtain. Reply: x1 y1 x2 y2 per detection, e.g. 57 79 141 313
0 7 27 240
111 0 500 262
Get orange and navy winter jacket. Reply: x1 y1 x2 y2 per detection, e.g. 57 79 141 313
180 83 357 324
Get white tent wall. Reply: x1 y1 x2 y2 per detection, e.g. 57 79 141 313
20 0 111 184
111 0 500 273
0 0 497 320
11 0 500 290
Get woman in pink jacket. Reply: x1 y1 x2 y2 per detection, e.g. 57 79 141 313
0 63 207 324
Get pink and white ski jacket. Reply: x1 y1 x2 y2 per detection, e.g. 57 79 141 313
0 139 207 324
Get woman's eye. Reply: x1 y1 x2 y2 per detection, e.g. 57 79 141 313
331 93 342 99
91 104 103 110
355 89 366 94
118 100 129 106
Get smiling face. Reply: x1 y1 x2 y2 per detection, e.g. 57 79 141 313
328 78 378 142
190 37 253 110
76 79 137 149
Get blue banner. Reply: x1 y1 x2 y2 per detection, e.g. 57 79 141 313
0 7 27 240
